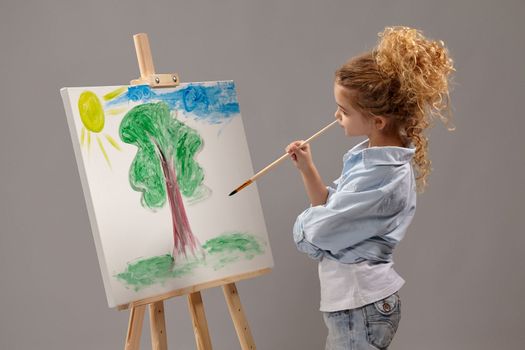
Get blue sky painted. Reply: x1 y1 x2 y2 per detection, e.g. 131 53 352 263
106 81 240 125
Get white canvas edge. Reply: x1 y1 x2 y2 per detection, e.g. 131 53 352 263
60 87 116 307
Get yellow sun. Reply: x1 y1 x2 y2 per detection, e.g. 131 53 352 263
78 90 121 167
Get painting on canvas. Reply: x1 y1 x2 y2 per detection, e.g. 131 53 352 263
60 81 273 308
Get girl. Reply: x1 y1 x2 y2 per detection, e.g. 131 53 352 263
286 26 455 350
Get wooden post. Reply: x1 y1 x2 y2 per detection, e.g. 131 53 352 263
133 33 156 81
188 292 213 350
149 301 168 350
125 305 146 350
130 33 180 88
222 283 256 350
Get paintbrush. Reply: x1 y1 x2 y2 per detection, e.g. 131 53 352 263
229 120 339 196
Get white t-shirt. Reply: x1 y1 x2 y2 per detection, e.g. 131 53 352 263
318 256 405 312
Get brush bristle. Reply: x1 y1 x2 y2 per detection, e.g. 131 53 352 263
229 179 253 196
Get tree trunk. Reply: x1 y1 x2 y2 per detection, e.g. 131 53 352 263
158 148 201 261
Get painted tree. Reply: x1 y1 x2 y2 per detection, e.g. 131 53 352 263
120 102 205 261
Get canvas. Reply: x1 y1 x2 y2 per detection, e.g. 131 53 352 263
60 81 273 308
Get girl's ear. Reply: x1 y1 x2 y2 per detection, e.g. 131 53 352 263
373 116 388 130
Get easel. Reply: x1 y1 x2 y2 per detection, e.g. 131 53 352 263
120 33 271 350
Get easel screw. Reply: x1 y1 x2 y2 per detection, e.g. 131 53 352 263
155 76 160 84
172 75 178 82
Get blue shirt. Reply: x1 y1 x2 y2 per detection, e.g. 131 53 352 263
292 138 417 264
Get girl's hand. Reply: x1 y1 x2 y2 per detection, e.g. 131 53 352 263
285 140 314 172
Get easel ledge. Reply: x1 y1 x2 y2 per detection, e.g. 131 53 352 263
117 267 271 311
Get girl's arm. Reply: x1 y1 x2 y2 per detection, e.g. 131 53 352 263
286 140 328 206
300 164 329 206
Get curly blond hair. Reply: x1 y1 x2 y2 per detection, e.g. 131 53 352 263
335 26 456 193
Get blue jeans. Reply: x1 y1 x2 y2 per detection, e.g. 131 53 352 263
322 291 401 350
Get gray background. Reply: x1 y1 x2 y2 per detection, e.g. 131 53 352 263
1 0 523 349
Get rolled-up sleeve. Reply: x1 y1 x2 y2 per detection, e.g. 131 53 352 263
293 169 409 257
292 185 336 260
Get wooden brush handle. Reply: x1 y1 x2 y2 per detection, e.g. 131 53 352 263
251 120 338 181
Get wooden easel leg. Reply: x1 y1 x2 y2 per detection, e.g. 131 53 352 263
187 291 213 350
125 304 146 350
149 301 168 350
222 283 256 350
